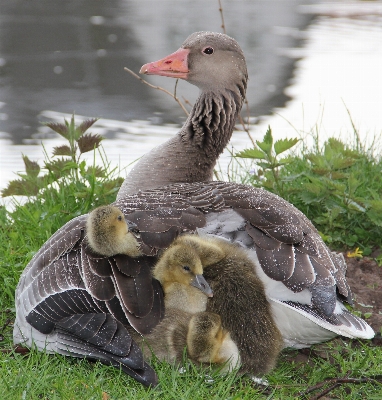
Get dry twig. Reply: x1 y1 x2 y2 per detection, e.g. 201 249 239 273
1 345 30 355
238 114 255 147
218 0 226 34
124 67 189 116
299 373 382 399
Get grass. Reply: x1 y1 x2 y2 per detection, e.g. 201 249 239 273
1 117 382 399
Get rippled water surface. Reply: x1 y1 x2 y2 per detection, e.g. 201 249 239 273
1 1 382 193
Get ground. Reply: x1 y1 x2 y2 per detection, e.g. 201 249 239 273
345 251 382 341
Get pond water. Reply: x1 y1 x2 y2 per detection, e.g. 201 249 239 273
1 0 382 194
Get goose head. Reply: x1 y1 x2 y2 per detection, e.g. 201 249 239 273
153 240 213 298
86 205 141 257
140 31 247 95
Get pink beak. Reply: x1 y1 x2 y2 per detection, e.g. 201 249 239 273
139 48 190 79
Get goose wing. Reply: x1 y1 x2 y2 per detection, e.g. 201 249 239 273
115 181 346 312
14 214 164 387
114 181 373 341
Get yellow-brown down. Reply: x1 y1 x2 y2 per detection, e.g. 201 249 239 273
86 205 141 257
138 236 240 370
163 235 283 376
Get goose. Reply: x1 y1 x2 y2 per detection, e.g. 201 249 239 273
144 234 282 375
118 31 247 196
115 31 374 346
138 237 240 371
151 237 214 313
175 235 283 375
14 31 374 388
86 205 142 257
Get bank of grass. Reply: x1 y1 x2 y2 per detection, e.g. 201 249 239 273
1 118 381 399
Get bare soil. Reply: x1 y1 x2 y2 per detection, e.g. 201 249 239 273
345 252 382 339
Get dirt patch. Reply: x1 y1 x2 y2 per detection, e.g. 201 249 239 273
344 252 382 336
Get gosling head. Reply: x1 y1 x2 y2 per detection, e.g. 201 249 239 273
153 242 213 298
86 205 141 257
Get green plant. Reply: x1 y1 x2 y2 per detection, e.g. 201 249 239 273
235 126 299 197
236 128 382 252
1 115 123 214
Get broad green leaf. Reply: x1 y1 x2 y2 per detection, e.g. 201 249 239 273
306 154 325 168
1 179 39 196
312 167 330 176
327 137 345 152
277 156 295 165
85 166 105 178
256 127 273 156
235 148 266 159
332 157 355 170
299 191 321 204
347 175 361 195
274 138 299 155
303 182 323 195
280 172 305 182
367 199 382 212
257 162 273 169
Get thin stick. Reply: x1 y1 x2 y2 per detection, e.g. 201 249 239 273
124 67 189 116
299 376 382 398
218 0 226 34
309 382 341 400
238 114 256 146
182 96 193 108
174 79 179 99
1 345 30 355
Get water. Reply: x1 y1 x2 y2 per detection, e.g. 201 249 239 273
1 0 382 194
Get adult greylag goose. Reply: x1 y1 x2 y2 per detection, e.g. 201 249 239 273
116 31 374 346
14 32 374 388
118 31 247 196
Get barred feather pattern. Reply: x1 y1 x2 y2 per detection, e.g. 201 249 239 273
14 181 374 387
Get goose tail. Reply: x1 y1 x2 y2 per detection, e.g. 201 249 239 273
270 299 374 348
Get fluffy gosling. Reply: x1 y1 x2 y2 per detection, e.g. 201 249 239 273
140 237 240 370
86 205 141 257
173 235 283 376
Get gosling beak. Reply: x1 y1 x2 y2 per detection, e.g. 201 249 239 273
126 219 139 234
191 274 213 297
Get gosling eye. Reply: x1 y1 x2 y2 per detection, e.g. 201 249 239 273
183 265 190 272
202 46 214 55
117 215 123 221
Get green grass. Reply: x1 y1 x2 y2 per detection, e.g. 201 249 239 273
0 338 381 399
1 118 382 398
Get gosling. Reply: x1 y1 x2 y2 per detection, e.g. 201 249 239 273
171 235 283 376
86 205 141 257
140 239 240 370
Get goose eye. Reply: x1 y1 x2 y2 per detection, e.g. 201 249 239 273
183 266 190 271
203 47 214 55
117 215 123 221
